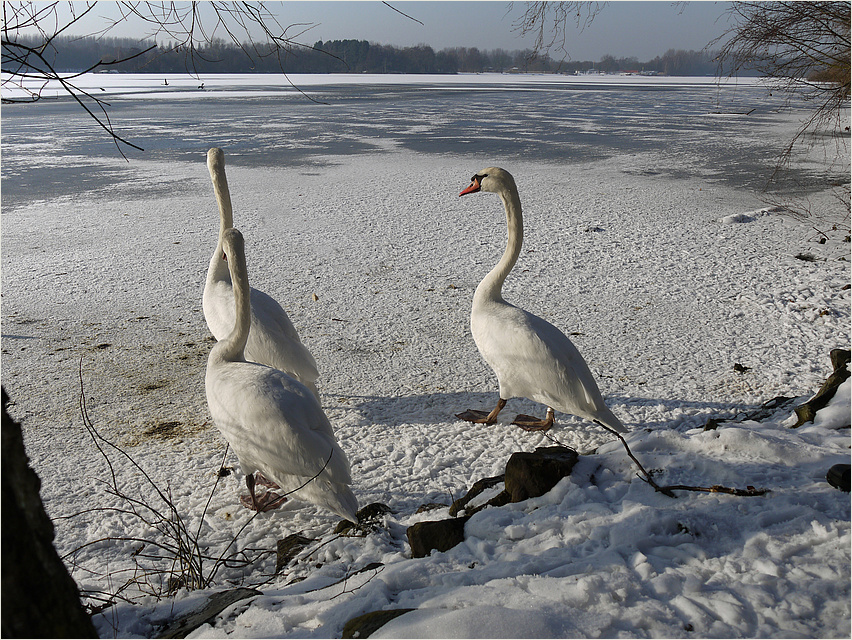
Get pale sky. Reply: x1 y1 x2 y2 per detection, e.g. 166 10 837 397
272 1 732 60
65 1 733 62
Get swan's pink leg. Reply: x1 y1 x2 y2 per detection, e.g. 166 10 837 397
240 473 287 511
254 473 280 489
240 491 287 511
456 398 507 424
512 407 555 432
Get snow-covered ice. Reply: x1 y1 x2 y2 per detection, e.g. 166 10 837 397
1 74 849 638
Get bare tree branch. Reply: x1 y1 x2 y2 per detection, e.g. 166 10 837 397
1 1 321 153
712 1 850 224
513 1 850 225
381 1 424 27
511 1 608 61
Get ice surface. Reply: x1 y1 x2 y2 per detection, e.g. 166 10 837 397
1 73 849 639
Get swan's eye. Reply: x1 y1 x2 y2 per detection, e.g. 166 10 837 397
472 173 487 182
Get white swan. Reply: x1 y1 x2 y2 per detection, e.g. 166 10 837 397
456 167 627 434
206 227 359 521
203 147 320 401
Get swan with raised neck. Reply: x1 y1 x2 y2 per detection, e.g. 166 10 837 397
456 167 627 434
206 227 358 521
203 147 320 401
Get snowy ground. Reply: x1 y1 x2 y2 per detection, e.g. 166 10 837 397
1 74 850 638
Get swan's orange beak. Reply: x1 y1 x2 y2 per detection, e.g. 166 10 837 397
459 177 481 196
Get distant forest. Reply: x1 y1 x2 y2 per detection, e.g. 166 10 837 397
8 34 734 77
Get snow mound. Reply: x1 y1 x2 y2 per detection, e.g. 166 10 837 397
719 206 789 224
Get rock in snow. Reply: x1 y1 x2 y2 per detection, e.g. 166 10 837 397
408 446 579 557
793 348 851 427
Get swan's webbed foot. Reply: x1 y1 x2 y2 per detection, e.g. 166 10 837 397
254 472 280 489
456 409 496 424
512 407 555 432
240 491 288 512
242 472 287 512
456 398 507 425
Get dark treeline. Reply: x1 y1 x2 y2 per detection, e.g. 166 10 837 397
6 34 734 76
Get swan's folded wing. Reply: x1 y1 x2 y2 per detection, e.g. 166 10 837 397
248 286 320 380
522 310 606 409
250 286 306 345
206 364 350 484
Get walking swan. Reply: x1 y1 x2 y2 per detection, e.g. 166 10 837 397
205 227 359 521
456 167 627 434
203 147 320 400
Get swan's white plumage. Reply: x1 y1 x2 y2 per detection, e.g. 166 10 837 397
461 167 627 433
205 227 358 522
203 147 320 400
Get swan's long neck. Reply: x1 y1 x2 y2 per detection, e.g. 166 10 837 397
475 186 523 304
208 158 234 283
218 245 250 362
213 170 234 240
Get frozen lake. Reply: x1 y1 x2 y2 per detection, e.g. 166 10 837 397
1 73 849 638
1 73 837 209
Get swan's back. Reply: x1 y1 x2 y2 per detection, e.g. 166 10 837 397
206 355 356 519
205 282 319 389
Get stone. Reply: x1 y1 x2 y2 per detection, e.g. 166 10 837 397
407 516 470 558
827 464 851 492
449 474 504 516
793 348 851 427
357 502 394 521
335 502 393 535
156 587 261 638
704 417 723 431
415 502 448 514
275 534 314 574
504 446 579 502
341 608 416 639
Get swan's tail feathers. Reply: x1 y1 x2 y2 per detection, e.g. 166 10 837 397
594 408 628 434
307 480 359 522
327 484 359 523
276 475 359 522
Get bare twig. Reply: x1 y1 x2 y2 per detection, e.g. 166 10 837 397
543 420 767 497
70 357 340 604
511 1 608 62
593 420 770 498
711 1 851 220
329 563 385 600
381 2 424 26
